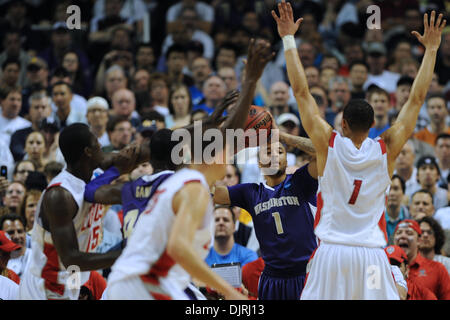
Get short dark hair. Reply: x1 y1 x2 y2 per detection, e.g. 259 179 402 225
214 205 236 223
1 57 20 70
411 189 434 203
59 123 95 165
367 86 390 101
397 75 414 87
43 161 64 179
342 99 374 133
391 174 406 194
51 80 72 93
0 84 21 100
426 92 446 105
0 213 25 231
349 60 368 72
436 133 450 145
141 110 165 123
417 216 446 254
149 128 178 171
106 115 131 133
166 43 187 60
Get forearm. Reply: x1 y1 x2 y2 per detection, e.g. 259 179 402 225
279 131 316 156
64 250 122 272
84 166 121 203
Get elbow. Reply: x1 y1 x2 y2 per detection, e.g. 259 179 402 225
166 237 185 263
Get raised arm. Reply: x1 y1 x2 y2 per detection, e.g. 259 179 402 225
272 1 332 157
381 11 446 176
168 183 247 300
42 187 121 271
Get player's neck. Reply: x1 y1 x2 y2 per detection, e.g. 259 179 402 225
265 172 287 187
66 163 93 183
347 133 368 149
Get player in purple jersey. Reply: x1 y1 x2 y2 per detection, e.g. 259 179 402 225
214 125 319 300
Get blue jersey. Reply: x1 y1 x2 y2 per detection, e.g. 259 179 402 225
205 244 259 268
228 164 318 273
121 171 173 239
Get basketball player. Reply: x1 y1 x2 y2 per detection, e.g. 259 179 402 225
105 39 274 300
214 114 318 300
18 123 140 300
272 1 446 299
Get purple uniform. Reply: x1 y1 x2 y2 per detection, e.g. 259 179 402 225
227 164 318 300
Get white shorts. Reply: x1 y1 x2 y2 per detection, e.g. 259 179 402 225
19 272 79 300
300 242 399 300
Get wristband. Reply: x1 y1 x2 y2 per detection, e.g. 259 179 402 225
282 35 296 51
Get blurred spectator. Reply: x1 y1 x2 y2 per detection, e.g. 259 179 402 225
318 67 337 92
435 27 450 86
0 0 35 52
435 133 450 189
20 57 49 116
392 76 414 116
0 85 30 147
325 76 351 126
101 65 128 105
367 86 391 138
205 205 258 268
214 42 239 72
217 67 239 92
393 219 450 300
149 73 170 117
348 61 368 100
23 131 47 172
414 94 450 147
50 81 87 129
132 68 151 93
333 110 343 135
2 181 26 215
10 91 51 162
0 57 20 91
418 217 450 274
409 189 435 220
42 161 63 185
190 109 208 123
399 57 419 78
268 81 293 120
310 85 329 118
12 160 35 185
189 57 212 106
364 42 401 93
298 40 317 69
103 116 133 152
166 0 214 34
39 118 64 166
340 43 365 76
304 66 320 89
387 39 414 75
62 50 93 98
414 156 448 210
110 88 140 128
135 43 157 74
20 189 41 235
134 119 157 146
193 75 226 115
434 175 450 230
386 175 411 244
86 97 110 148
0 230 21 284
0 213 30 278
166 84 192 129
165 44 194 87
24 171 47 192
140 110 166 130
394 140 421 197
277 113 301 139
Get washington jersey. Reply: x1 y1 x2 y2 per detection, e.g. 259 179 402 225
107 168 214 299
121 171 174 239
227 164 318 273
314 131 390 247
20 170 107 300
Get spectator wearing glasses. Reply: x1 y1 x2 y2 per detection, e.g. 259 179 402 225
418 217 450 274
2 182 26 215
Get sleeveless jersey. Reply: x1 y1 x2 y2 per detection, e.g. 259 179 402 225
107 168 214 299
228 164 318 274
120 171 174 239
314 131 390 247
26 170 107 299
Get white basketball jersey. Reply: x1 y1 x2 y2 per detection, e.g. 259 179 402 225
107 168 214 299
25 170 107 300
314 131 390 248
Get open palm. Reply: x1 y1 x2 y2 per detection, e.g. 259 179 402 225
271 0 303 38
412 11 446 51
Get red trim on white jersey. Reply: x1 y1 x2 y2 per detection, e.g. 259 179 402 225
140 250 176 286
42 243 65 296
329 132 337 148
377 139 387 155
378 212 388 243
46 182 62 190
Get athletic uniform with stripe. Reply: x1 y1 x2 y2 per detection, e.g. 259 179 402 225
120 171 174 240
301 131 399 300
106 168 214 300
19 170 108 300
227 164 318 300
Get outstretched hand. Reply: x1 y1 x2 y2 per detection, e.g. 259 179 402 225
244 38 275 82
271 0 303 38
411 10 446 51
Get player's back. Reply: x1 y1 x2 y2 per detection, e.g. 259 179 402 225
121 170 174 239
107 168 214 299
314 131 391 247
21 170 107 300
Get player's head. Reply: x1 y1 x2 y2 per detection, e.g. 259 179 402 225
59 123 102 167
342 99 375 136
393 219 422 262
149 128 179 171
258 141 287 177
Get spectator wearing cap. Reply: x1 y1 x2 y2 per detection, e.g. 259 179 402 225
38 22 90 76
103 116 133 153
393 219 450 299
418 216 450 274
435 133 450 189
86 97 110 148
50 81 87 129
0 30 31 88
414 156 448 210
135 119 157 147
277 113 301 138
348 61 368 100
0 230 21 284
110 88 140 128
0 213 31 279
385 244 437 300
20 57 49 117
10 91 51 162
367 86 391 139
414 94 450 147
385 175 411 244
363 42 401 94
166 84 192 130
0 85 31 148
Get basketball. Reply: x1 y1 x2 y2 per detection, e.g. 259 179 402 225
245 105 272 133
